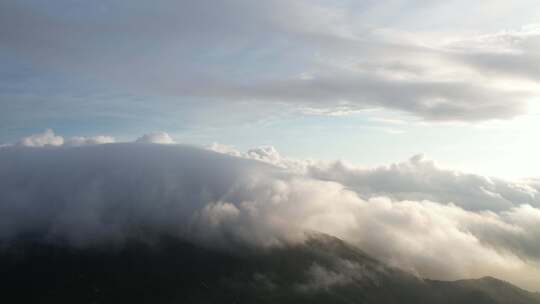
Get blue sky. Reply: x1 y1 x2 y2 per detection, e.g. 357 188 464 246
1 0 540 178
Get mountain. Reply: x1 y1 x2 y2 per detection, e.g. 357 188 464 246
428 276 540 304
1 233 538 304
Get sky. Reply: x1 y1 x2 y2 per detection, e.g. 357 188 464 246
1 0 540 292
1 0 540 179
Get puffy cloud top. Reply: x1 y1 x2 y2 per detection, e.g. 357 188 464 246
17 129 64 147
7 129 116 148
136 132 175 144
307 155 540 212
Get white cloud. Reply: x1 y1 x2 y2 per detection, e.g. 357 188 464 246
209 143 309 172
6 129 115 148
246 146 281 163
307 154 540 212
65 135 116 147
207 143 243 157
135 132 175 144
211 145 540 213
17 129 64 147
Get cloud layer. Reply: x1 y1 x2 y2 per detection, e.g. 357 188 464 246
135 131 175 144
14 129 115 147
307 154 540 212
1 0 539 129
1 137 539 291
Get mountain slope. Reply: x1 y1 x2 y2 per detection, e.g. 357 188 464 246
1 233 538 304
429 276 540 304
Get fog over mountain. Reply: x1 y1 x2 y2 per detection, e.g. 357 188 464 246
1 131 539 293
2 1 540 302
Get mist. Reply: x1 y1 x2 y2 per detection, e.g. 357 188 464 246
1 140 539 291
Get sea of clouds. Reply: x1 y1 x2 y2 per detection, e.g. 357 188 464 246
1 130 539 291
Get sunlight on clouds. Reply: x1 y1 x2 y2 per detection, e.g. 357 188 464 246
1 139 540 291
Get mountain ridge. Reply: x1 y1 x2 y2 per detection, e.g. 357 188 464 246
1 233 538 303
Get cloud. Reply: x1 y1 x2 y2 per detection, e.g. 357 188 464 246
298 259 381 292
298 263 353 291
16 129 64 147
65 135 116 147
209 143 308 172
307 154 540 212
6 129 116 148
446 26 540 82
1 0 538 127
0 140 540 291
184 72 530 122
211 146 540 213
7 129 176 147
135 132 175 144
0 143 277 247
